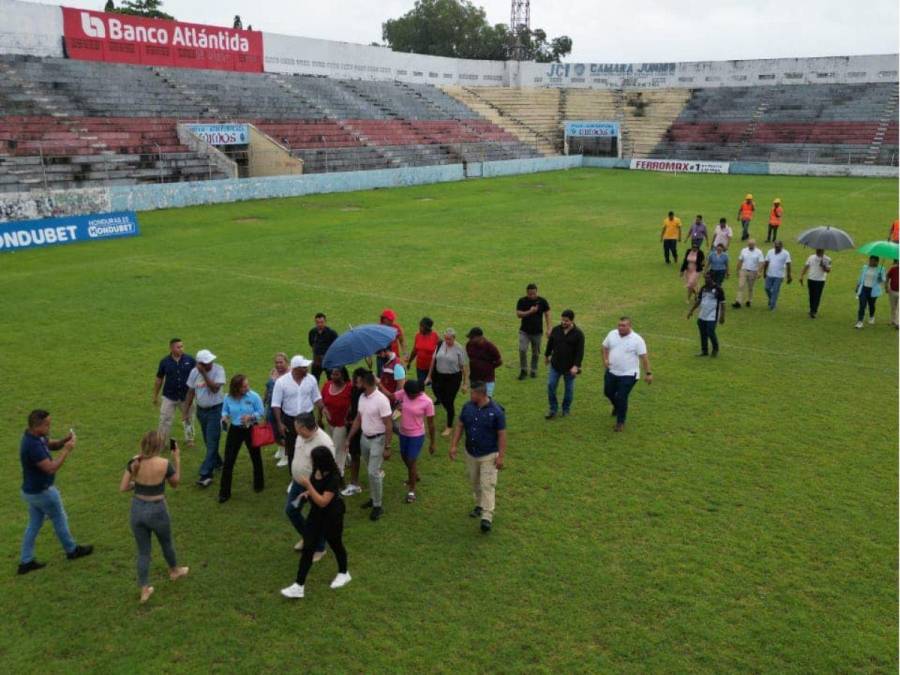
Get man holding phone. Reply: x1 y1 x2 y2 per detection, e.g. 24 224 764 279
183 349 226 487
18 410 93 575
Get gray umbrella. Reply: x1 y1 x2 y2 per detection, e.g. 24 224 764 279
796 226 855 251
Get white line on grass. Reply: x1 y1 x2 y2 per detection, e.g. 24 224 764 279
128 257 895 374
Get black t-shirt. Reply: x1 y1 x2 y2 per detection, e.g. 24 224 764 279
517 296 550 335
310 470 344 516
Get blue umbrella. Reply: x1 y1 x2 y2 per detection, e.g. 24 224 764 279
322 324 397 369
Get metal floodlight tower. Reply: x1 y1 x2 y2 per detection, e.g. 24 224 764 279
510 0 531 60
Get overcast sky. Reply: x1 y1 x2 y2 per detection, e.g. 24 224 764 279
38 0 899 62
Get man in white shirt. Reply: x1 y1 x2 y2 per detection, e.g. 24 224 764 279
732 239 766 309
286 413 335 557
763 240 793 310
601 317 653 432
798 248 832 318
271 356 323 467
344 372 393 521
182 349 227 486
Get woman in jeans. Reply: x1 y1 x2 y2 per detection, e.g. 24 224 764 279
218 374 265 503
281 446 351 599
320 367 352 474
855 256 887 329
426 328 469 437
119 431 189 604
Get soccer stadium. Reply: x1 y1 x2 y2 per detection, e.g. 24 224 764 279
0 0 897 671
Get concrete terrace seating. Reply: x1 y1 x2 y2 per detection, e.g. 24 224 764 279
652 83 898 164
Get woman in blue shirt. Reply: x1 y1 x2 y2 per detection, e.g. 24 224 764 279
218 374 265 503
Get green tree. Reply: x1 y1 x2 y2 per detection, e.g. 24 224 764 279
233 15 243 29
114 0 174 20
382 0 568 61
513 27 573 63
104 0 115 11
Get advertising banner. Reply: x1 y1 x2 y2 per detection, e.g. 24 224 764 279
0 211 140 253
564 121 620 138
185 124 250 145
630 158 730 174
62 7 264 72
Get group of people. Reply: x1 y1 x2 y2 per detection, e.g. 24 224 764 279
660 196 900 356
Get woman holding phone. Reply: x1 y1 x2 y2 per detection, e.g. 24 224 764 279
119 431 189 604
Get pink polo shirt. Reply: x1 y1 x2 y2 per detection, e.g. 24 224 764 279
395 390 435 437
358 389 392 436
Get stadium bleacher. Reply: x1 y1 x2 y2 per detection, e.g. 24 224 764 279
0 52 897 194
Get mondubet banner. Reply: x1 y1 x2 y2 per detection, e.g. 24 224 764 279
62 7 264 72
0 211 140 253
630 158 731 174
564 121 620 138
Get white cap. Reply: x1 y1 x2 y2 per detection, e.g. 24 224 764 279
290 355 312 369
196 349 216 364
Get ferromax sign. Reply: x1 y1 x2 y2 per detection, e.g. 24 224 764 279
0 212 140 253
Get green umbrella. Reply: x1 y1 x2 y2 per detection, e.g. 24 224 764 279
857 240 900 259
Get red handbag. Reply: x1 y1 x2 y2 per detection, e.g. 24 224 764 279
251 423 276 448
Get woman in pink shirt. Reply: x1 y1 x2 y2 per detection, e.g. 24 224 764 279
394 380 436 503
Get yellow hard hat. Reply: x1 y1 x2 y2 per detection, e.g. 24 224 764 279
773 198 781 204
745 194 753 200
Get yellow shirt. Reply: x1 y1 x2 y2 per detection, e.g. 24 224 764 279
661 217 682 240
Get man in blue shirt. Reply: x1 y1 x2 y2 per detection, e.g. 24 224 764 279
18 409 93 575
449 382 507 533
153 338 196 448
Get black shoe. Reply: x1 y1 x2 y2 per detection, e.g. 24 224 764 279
360 498 374 509
731 302 741 309
17 560 46 575
517 371 527 380
469 506 483 518
480 519 492 533
369 506 383 521
745 302 751 307
809 312 816 318
217 495 230 504
696 352 709 357
66 544 93 561
711 350 719 358
254 486 264 493
530 371 537 378
545 411 557 420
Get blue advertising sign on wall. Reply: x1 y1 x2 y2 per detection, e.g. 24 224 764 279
564 121 620 138
0 211 140 253
186 123 250 145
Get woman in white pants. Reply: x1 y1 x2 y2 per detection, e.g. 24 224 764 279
320 367 352 474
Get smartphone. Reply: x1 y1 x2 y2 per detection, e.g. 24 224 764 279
169 438 177 451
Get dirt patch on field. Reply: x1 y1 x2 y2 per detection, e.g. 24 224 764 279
233 217 262 223
340 206 363 212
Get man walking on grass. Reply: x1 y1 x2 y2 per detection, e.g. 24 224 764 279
763 240 792 311
732 239 765 309
153 338 196 449
515 283 551 380
602 317 653 432
544 309 585 419
18 410 93 575
660 211 682 264
449 382 506 534
183 349 226 487
343 372 392 522
687 273 726 357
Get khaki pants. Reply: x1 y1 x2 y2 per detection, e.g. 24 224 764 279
158 397 194 447
890 289 899 325
466 452 498 522
737 268 759 304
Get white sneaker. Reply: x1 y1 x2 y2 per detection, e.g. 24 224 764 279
855 321 864 329
313 550 327 563
276 457 289 468
274 447 285 460
280 583 305 599
330 572 352 589
341 484 362 497
868 316 876 325
293 539 304 551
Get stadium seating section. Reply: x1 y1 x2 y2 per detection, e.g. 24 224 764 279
0 54 896 193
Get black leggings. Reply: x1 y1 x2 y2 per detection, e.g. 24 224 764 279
219 426 264 499
432 371 462 428
296 508 348 585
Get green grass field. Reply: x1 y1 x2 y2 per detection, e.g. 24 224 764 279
1 168 897 673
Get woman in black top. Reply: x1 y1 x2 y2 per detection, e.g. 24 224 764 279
281 446 351 599
119 430 189 604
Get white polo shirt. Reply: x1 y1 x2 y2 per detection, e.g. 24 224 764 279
602 329 647 378
739 247 765 272
271 372 321 416
291 427 335 483
358 389 392 436
805 254 832 282
765 248 792 278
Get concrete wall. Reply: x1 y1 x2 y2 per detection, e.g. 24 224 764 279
481 155 583 177
0 0 63 57
247 125 303 177
767 162 900 178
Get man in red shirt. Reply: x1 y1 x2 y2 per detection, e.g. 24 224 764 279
887 259 899 328
465 328 503 398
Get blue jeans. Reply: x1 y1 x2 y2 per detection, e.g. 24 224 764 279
285 481 326 552
547 365 575 414
20 487 77 563
604 371 638 425
711 269 726 285
764 276 783 309
197 404 224 479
